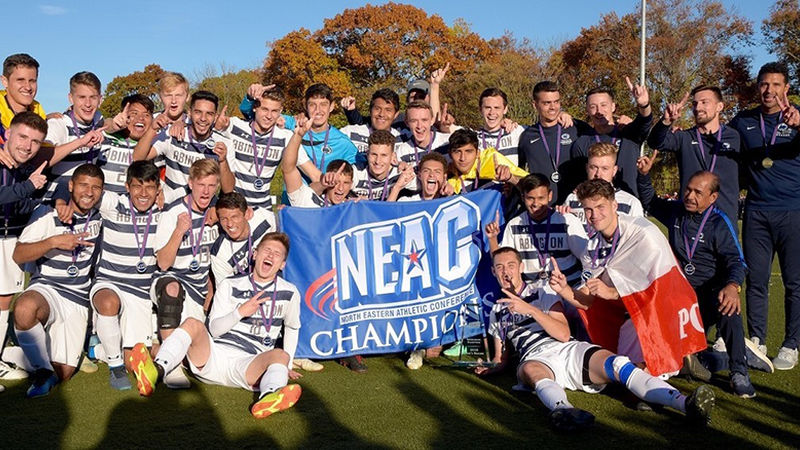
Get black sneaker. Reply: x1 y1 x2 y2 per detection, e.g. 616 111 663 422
549 408 595 432
730 372 756 399
339 356 367 374
685 385 715 426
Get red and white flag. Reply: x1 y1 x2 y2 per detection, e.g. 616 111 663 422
579 215 707 376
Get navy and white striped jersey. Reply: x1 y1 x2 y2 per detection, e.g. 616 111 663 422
209 274 300 355
339 124 403 157
210 207 276 282
226 117 293 209
153 197 219 306
500 209 588 286
351 162 400 201
152 126 231 198
18 205 102 307
95 192 161 300
579 228 620 283
44 114 104 199
563 189 644 231
487 283 562 358
476 126 525 166
96 133 164 194
394 131 451 191
286 184 326 208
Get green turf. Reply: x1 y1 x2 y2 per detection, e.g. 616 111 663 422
3 221 800 449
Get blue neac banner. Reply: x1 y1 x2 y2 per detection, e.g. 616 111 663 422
280 190 502 359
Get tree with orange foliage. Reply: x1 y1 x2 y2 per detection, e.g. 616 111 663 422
101 64 165 117
762 0 800 82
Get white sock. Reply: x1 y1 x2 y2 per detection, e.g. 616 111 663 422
154 328 191 374
259 363 289 395
625 367 686 412
534 378 573 411
0 309 9 355
95 314 123 367
15 323 53 372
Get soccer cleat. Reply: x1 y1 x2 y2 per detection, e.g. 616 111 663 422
339 356 367 374
406 350 425 370
109 365 132 391
772 347 798 371
730 372 756 399
680 354 712 382
443 342 466 358
129 343 159 397
251 384 302 419
164 367 191 389
744 338 774 373
0 360 28 380
549 408 595 432
26 368 59 399
685 385 715 426
292 358 324 372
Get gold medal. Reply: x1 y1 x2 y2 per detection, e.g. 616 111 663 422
762 157 774 169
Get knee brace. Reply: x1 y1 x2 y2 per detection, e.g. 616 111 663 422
604 355 637 386
155 277 185 330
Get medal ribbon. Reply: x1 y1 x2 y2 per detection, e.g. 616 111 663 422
759 111 783 159
529 210 552 270
251 277 279 340
538 123 562 174
681 205 714 264
185 196 209 263
591 226 620 269
128 199 154 263
250 122 275 180
232 232 254 276
694 126 723 173
307 126 331 170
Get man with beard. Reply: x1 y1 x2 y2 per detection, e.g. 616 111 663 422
647 85 740 222
12 164 103 397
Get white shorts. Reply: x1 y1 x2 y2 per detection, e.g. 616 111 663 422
0 237 25 295
149 275 206 325
519 340 606 394
27 283 89 368
91 282 155 348
187 335 257 391
617 318 644 365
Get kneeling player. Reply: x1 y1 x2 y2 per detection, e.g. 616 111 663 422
130 232 301 418
477 247 715 430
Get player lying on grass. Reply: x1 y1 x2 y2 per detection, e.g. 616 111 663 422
130 232 302 418
475 246 716 431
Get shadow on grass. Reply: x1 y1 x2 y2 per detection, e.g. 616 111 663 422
2 380 70 448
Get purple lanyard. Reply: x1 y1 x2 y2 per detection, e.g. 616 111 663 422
499 285 526 343
185 196 209 262
594 127 618 146
307 126 331 170
68 110 99 163
529 211 552 268
538 123 561 171
694 127 723 173
128 199 154 262
252 277 279 336
232 233 253 276
250 122 275 179
591 226 620 269
682 206 714 263
67 211 93 266
759 111 783 156
1 168 11 234
481 129 503 149
413 130 436 165
367 174 391 201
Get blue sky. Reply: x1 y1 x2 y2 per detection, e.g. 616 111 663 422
7 1 773 112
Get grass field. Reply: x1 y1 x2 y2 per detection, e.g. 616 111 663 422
3 231 800 449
